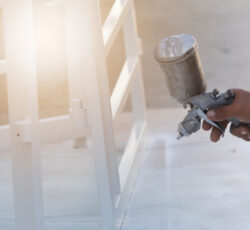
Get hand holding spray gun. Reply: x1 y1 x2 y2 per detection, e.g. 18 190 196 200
154 34 250 142
204 89 250 142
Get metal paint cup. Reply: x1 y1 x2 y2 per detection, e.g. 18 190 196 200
155 34 207 103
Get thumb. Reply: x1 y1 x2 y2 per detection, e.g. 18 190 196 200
207 106 235 121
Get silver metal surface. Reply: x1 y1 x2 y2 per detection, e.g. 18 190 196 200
155 34 207 103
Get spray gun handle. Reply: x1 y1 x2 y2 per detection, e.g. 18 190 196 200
210 89 250 133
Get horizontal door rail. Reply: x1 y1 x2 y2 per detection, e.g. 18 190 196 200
0 115 90 151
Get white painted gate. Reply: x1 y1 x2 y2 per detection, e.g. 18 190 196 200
0 0 146 229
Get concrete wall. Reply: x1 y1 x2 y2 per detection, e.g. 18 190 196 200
135 0 250 109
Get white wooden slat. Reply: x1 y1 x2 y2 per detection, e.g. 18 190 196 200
3 0 44 229
118 121 146 189
131 63 147 123
123 1 146 123
0 59 6 75
102 0 130 57
115 122 147 226
113 0 147 224
66 0 91 147
122 1 140 57
80 1 120 229
0 115 90 151
39 115 90 144
111 56 139 120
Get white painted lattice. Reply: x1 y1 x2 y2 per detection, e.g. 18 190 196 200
0 0 146 229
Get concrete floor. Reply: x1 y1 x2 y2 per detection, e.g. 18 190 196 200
1 109 250 229
123 110 250 230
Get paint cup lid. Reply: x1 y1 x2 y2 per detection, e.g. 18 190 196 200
155 34 198 63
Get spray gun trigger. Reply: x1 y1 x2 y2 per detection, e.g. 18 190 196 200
195 106 225 136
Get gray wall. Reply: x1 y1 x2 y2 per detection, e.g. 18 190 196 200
135 0 250 108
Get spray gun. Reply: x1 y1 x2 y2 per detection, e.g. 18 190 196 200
154 34 250 140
